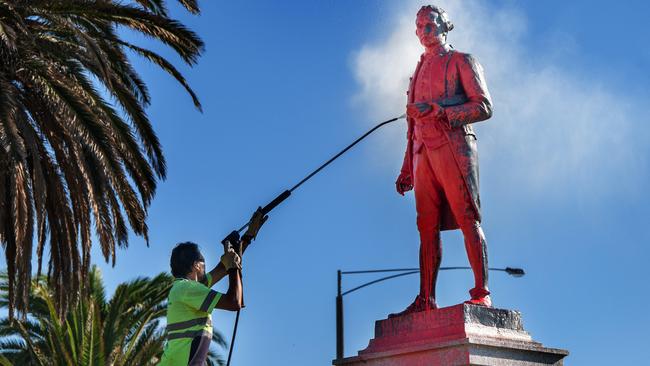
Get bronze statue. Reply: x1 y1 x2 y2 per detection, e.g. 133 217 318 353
394 5 493 316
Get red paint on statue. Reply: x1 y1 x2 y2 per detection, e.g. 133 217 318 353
394 5 493 316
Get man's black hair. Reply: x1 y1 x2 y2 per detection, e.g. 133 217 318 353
170 242 204 278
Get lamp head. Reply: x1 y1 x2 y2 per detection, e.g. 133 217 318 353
505 267 525 277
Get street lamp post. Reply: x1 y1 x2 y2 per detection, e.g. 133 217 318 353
335 266 525 360
336 270 344 361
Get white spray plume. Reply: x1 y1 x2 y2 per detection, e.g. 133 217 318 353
352 0 645 197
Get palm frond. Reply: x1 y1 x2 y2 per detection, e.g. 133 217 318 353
0 0 204 316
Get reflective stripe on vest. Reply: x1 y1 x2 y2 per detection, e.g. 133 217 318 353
199 290 218 312
167 329 211 341
166 317 212 332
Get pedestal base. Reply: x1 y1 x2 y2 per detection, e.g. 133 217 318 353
333 304 568 366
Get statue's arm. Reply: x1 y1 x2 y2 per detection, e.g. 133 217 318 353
400 117 414 175
444 53 493 128
396 116 414 194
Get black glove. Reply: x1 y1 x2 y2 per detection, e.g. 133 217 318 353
242 207 268 242
220 248 242 271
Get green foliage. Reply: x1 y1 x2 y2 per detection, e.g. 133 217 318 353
0 267 226 365
0 0 204 317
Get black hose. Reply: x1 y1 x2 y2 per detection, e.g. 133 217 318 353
225 310 240 366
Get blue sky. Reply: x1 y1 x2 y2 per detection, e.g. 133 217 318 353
6 0 650 364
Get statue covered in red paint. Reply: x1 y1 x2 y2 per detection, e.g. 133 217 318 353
393 5 493 316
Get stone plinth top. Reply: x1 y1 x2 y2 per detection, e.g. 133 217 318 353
334 304 569 366
364 303 533 354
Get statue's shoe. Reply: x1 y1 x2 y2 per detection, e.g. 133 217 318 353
388 295 437 318
464 295 492 307
465 287 492 307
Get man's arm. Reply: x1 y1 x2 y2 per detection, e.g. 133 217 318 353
203 235 252 287
205 209 267 287
215 269 242 311
203 262 227 287
443 53 493 128
211 249 242 311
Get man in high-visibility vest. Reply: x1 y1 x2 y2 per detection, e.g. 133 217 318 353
159 209 267 365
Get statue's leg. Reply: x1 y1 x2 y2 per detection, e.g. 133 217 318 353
460 222 489 303
416 214 441 305
389 148 442 317
433 144 491 306
413 148 443 307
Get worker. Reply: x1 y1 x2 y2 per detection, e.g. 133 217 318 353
158 209 267 365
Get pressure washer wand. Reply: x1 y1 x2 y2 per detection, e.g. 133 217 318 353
236 113 406 233
224 113 405 366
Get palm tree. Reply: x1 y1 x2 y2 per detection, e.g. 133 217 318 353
0 0 204 317
0 266 227 365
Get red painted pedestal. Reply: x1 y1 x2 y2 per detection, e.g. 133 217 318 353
333 304 568 366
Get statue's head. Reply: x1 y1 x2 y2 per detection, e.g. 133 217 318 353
416 5 454 48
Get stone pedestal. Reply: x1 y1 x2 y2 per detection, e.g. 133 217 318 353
333 304 568 366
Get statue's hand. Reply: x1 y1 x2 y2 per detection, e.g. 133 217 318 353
407 102 433 119
396 172 413 195
431 104 451 130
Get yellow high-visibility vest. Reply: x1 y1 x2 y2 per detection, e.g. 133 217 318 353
159 273 222 365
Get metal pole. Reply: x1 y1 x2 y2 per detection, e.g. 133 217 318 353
336 270 344 360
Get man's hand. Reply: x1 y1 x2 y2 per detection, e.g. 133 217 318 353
220 248 242 271
243 207 268 242
396 172 413 195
